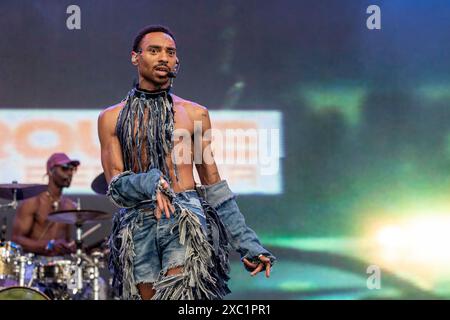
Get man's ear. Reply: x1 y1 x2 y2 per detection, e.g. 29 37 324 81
131 51 139 66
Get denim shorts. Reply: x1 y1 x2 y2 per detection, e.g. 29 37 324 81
132 190 207 285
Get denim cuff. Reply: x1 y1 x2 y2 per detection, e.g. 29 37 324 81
242 250 277 269
196 180 236 209
107 168 163 208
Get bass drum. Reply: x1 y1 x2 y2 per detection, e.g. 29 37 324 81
0 286 50 300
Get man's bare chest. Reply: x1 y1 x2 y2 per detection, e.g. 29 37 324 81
34 198 71 225
173 104 195 135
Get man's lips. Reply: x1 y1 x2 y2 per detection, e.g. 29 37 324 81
155 66 169 72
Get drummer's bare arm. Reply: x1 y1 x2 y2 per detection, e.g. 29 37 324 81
194 107 221 185
98 104 125 184
11 198 49 255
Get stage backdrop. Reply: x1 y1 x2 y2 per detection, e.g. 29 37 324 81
1 0 450 299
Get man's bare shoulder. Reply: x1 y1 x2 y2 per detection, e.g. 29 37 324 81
98 101 126 133
18 193 41 212
171 94 208 118
99 101 126 120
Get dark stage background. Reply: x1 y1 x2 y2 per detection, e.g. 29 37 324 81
1 0 450 299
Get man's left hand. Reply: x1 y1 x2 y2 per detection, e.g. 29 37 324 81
242 255 271 278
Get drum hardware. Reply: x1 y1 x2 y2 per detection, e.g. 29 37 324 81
0 219 110 299
1 217 6 243
83 250 104 300
0 180 112 300
18 255 28 286
0 182 47 210
75 220 83 293
68 223 101 248
26 254 36 287
0 286 50 300
0 241 21 282
47 207 111 299
92 259 100 300
91 173 107 195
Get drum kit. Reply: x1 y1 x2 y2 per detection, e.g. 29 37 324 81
0 175 112 300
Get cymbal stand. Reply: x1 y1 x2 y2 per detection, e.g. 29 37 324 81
0 183 18 210
18 255 27 286
75 221 84 293
1 217 6 243
92 254 100 300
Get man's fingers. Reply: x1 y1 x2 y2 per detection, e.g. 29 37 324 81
155 206 162 220
250 263 264 276
265 262 271 278
156 192 163 210
257 255 271 278
160 177 170 190
242 258 258 269
159 177 172 218
155 189 174 220
163 197 171 219
156 192 164 220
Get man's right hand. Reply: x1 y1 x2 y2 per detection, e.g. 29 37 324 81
155 176 175 220
51 239 75 256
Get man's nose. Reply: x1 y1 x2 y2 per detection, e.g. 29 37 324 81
158 51 169 63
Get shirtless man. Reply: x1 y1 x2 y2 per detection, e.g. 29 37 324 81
12 153 78 256
98 25 275 300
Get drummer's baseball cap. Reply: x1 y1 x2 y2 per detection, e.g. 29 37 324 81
46 153 80 173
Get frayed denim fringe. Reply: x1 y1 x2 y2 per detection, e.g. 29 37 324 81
116 87 179 184
108 197 231 300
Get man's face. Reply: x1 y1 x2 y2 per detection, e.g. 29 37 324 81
49 164 76 188
132 32 177 89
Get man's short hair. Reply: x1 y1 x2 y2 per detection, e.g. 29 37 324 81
132 25 176 52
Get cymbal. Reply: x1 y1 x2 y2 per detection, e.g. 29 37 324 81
0 183 47 201
47 209 112 225
91 173 107 195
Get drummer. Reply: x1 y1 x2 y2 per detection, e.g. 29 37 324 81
11 153 79 256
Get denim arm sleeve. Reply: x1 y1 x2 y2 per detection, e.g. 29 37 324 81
200 180 276 266
106 168 163 208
